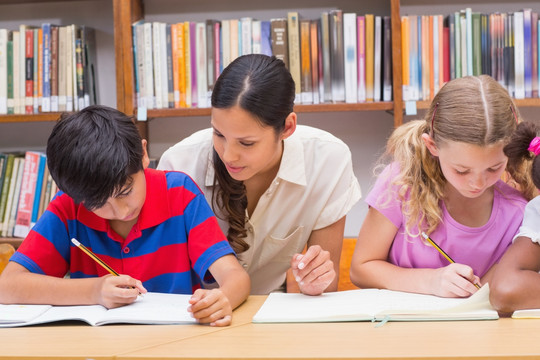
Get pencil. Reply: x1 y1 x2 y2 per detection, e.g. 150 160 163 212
420 232 481 289
71 238 119 276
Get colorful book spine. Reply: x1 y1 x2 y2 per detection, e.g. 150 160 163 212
357 16 366 102
343 13 357 104
13 151 41 238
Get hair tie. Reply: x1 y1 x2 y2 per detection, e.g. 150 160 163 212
528 137 540 155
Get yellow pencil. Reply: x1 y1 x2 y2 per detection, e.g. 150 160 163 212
421 232 481 289
71 238 119 276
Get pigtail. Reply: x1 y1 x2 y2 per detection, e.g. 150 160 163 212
504 122 540 200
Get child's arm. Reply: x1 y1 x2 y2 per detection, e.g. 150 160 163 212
0 262 146 308
187 254 250 326
290 216 345 295
350 207 479 297
490 237 540 313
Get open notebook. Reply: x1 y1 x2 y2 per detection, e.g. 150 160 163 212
0 292 196 327
253 284 498 323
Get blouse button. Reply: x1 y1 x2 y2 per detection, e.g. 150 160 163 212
123 247 130 254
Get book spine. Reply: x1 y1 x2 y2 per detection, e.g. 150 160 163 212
159 23 168 109
531 12 538 98
300 20 313 104
382 16 392 102
189 22 198 108
514 11 525 99
343 13 357 104
270 18 289 68
166 24 174 108
41 24 51 112
240 17 252 55
309 20 320 104
196 22 207 108
261 21 272 57
523 9 533 98
152 22 163 109
177 23 187 108
35 28 42 113
329 10 345 103
50 25 59 111
7 31 14 114
13 151 40 238
65 25 74 112
357 16 366 102
18 25 26 115
25 28 34 114
30 153 46 228
288 12 302 103
0 154 15 233
373 16 382 102
320 12 332 102
8 158 25 237
183 21 191 108
365 14 374 102
0 29 7 114
143 22 154 109
1 156 21 237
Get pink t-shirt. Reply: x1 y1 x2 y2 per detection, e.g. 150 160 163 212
366 163 527 277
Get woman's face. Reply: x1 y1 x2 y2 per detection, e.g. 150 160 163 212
211 106 285 182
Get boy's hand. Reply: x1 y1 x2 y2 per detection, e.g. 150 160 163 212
291 245 335 296
94 274 147 309
431 263 481 298
188 288 232 326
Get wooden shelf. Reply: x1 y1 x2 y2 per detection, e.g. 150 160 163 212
141 102 394 119
0 113 62 123
0 237 23 249
414 98 540 111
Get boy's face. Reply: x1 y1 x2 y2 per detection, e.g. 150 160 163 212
91 170 147 223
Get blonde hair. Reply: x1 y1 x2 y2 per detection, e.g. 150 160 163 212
380 75 520 238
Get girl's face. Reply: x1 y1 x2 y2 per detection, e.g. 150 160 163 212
211 106 293 182
426 138 508 199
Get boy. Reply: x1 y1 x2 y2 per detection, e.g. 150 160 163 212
0 105 250 327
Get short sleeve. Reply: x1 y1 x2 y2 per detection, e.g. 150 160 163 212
514 196 540 244
365 163 404 229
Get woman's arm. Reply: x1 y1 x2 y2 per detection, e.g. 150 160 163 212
490 237 540 314
291 216 346 295
350 207 479 297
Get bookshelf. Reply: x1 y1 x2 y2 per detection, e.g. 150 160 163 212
2 0 540 246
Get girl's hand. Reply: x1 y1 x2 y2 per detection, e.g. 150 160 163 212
188 288 233 326
291 245 336 296
94 274 147 309
430 263 481 298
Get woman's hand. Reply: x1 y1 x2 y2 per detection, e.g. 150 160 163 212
291 245 336 296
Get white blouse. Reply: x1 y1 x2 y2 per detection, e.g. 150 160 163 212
157 125 361 294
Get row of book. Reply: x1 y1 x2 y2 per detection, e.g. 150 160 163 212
402 8 540 101
132 10 393 110
0 152 57 238
0 24 97 115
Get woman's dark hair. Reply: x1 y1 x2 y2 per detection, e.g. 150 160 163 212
210 54 295 253
47 105 144 210
504 121 540 195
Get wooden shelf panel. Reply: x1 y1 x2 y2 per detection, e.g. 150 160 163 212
143 102 394 119
0 238 23 249
0 113 62 123
414 98 540 111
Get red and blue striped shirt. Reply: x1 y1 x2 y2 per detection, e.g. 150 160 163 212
11 168 234 294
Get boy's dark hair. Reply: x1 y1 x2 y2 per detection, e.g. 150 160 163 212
46 105 144 210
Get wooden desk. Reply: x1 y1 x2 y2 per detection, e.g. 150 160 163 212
118 298 540 360
0 296 263 360
2 296 540 359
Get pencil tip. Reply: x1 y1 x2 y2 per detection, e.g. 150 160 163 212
71 238 80 246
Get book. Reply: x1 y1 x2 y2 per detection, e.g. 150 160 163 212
270 18 288 69
0 292 196 328
343 13 357 104
287 12 301 103
13 151 42 237
512 308 540 319
0 29 7 114
252 285 497 323
329 9 345 103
